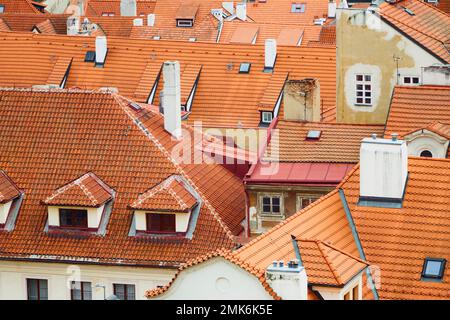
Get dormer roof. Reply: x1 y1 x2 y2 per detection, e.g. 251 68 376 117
43 172 114 208
0 170 21 204
175 4 199 20
404 121 450 140
130 175 197 212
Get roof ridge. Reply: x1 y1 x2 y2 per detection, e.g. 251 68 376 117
112 94 237 242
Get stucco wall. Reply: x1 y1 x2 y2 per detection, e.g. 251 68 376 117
336 8 441 124
0 260 175 300
0 201 12 224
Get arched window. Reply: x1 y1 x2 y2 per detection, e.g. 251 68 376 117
420 150 433 158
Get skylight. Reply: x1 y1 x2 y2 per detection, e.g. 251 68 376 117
306 130 321 140
84 51 96 62
239 62 251 74
422 258 446 280
291 3 305 13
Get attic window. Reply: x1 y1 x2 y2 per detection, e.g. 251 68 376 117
84 51 96 62
239 62 251 73
59 208 88 229
101 12 115 16
261 111 273 124
306 130 321 140
0 5 4 13
422 258 446 280
177 19 193 27
146 213 176 233
291 3 305 13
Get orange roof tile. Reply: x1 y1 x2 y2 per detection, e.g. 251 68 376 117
33 19 56 34
0 18 10 31
264 121 385 163
0 88 246 266
339 157 450 299
276 27 304 46
258 72 288 111
180 63 201 105
175 4 199 20
46 56 72 87
229 25 259 44
43 172 114 208
130 176 197 212
379 0 450 63
85 0 156 16
0 0 42 14
437 0 450 14
384 86 450 138
0 170 21 204
0 13 69 34
0 32 336 129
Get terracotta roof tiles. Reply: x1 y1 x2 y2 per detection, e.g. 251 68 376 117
85 0 156 16
33 19 56 34
0 0 42 14
0 170 21 204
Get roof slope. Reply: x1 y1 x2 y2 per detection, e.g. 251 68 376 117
43 172 114 208
340 157 450 299
0 88 246 267
0 170 21 204
384 86 450 138
0 0 41 14
264 121 384 163
0 13 69 34
0 32 336 129
379 0 450 63
85 0 156 16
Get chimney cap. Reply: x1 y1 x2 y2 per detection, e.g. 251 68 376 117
391 133 398 141
371 133 377 140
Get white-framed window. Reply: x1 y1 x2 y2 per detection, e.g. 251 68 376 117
355 74 372 105
177 19 193 27
296 195 319 211
260 194 283 216
291 3 306 13
343 283 360 300
0 5 4 13
261 111 273 124
402 76 420 85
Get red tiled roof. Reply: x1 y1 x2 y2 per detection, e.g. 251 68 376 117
0 32 336 129
339 157 450 299
33 19 56 34
0 0 42 14
85 0 156 16
0 18 10 31
437 0 450 14
0 88 246 267
384 86 450 138
0 13 69 34
130 176 197 212
379 0 450 63
0 170 21 204
43 172 114 208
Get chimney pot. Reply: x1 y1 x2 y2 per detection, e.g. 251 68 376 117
147 14 155 26
371 133 377 139
391 133 398 141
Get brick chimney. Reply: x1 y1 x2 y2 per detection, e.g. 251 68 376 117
162 61 182 140
359 134 408 207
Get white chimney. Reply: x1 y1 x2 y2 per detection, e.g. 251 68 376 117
236 2 247 21
162 61 182 140
147 14 155 26
360 134 408 206
95 36 107 66
328 0 336 18
266 260 308 300
264 39 277 71
133 18 143 26
120 0 137 16
222 2 234 15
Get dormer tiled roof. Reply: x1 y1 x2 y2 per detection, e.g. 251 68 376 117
0 170 21 204
0 88 246 266
403 121 450 140
43 172 114 208
33 19 56 34
85 0 156 16
0 13 69 34
130 176 197 212
0 0 42 14
0 18 10 31
379 0 450 63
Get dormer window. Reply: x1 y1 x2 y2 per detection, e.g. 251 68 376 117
261 111 273 124
177 19 193 27
175 4 198 28
422 258 446 281
0 170 22 231
43 172 114 233
129 175 199 237
291 3 305 13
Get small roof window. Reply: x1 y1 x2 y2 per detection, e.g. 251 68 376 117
0 5 4 13
84 51 96 62
239 62 251 74
422 258 446 280
291 3 305 13
306 130 321 140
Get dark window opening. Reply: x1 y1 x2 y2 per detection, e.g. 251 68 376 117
84 51 96 62
27 279 48 300
71 281 92 300
420 150 433 158
176 19 193 27
261 195 281 215
114 284 136 300
422 258 446 280
59 208 88 229
146 213 176 233
261 111 273 124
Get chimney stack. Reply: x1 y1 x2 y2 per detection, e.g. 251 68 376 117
264 39 277 72
222 2 234 15
359 134 408 207
162 61 182 140
266 260 308 300
95 36 108 67
120 0 137 17
147 14 155 26
236 2 247 21
328 0 336 18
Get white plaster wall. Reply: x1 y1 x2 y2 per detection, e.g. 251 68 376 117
313 271 363 300
0 201 12 224
406 134 449 158
0 260 175 300
48 205 104 229
151 257 274 300
134 210 190 233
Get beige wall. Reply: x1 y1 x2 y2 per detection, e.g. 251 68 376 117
336 8 441 124
0 201 12 225
0 260 175 300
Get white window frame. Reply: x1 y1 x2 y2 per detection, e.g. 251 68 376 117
355 74 372 106
291 3 305 13
402 75 421 86
177 19 193 27
259 193 283 217
261 111 273 124
296 194 319 211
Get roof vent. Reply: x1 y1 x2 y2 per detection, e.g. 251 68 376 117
264 39 277 72
402 7 415 16
236 2 247 21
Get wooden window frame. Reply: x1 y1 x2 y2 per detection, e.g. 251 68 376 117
403 76 420 86
296 194 319 211
70 281 92 300
176 19 193 27
113 283 136 300
261 111 273 124
27 278 48 300
259 193 283 217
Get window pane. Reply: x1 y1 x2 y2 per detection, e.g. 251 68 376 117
365 98 371 104
364 85 371 90
356 91 363 96
356 84 363 90
160 214 176 232
262 204 271 213
114 284 125 300
272 205 280 213
71 282 82 300
356 75 363 81
39 279 48 300
59 209 88 228
412 77 419 84
356 98 363 104
83 282 92 300
301 198 310 209
365 91 371 97
425 260 442 276
404 77 411 83
262 197 271 205
364 75 371 81
126 285 136 300
272 197 280 206
27 279 39 300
